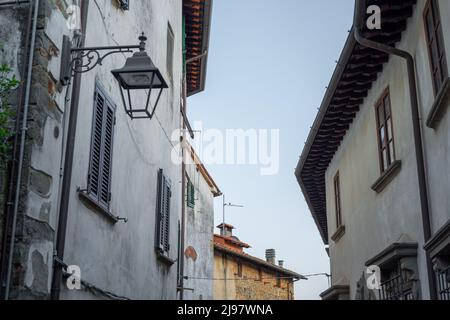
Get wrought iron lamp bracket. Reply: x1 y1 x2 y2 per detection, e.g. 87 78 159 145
60 35 141 85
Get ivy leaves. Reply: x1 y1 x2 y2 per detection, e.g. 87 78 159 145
0 64 19 166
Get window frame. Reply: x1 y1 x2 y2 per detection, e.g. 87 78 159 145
186 177 195 209
423 0 448 96
375 88 396 174
156 169 172 257
87 82 116 212
166 22 175 81
237 262 243 278
333 172 342 229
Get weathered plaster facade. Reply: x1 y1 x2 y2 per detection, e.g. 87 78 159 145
60 0 184 300
298 0 450 300
182 146 221 300
1 0 213 300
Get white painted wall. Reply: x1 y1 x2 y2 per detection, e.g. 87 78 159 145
418 0 450 234
325 0 450 300
183 161 216 300
57 0 184 300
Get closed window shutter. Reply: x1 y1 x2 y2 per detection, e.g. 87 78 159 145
187 179 195 209
157 169 171 253
163 181 171 252
88 85 116 209
100 103 115 207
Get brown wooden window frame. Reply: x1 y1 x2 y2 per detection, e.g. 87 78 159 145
166 22 175 81
375 89 396 174
334 172 342 229
423 0 448 96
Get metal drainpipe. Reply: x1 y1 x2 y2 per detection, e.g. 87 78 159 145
3 0 39 300
353 0 436 299
50 0 89 300
179 73 188 301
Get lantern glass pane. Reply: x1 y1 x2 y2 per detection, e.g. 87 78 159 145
119 71 163 90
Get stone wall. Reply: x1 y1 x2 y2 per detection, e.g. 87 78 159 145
3 0 73 299
214 251 295 300
0 3 29 286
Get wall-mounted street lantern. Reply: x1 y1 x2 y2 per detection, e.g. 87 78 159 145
60 33 168 119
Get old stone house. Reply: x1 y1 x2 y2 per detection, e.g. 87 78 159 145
213 224 304 300
182 143 221 300
0 0 213 300
296 0 450 300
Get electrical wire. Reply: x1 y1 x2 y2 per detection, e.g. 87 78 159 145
62 269 130 301
184 272 331 282
184 275 304 282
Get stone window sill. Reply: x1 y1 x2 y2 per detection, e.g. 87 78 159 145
426 77 450 129
156 249 176 267
78 189 118 224
371 160 402 194
424 219 450 260
331 225 346 243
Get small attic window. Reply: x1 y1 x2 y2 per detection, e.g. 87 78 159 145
118 0 129 11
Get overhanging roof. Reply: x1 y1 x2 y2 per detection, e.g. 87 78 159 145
295 0 416 245
183 0 213 96
187 142 222 197
214 243 306 280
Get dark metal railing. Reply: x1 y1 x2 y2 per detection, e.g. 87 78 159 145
436 266 450 301
379 271 414 300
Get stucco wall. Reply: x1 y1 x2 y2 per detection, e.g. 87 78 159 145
325 0 450 300
58 0 183 300
418 0 450 234
183 163 215 300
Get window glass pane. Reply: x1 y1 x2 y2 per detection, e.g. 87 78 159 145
387 119 393 141
389 141 395 163
425 11 434 41
378 105 385 124
431 1 441 26
380 127 386 146
384 96 391 117
383 149 388 171
166 24 174 80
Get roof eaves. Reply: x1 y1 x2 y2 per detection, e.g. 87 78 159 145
214 244 306 280
295 29 357 245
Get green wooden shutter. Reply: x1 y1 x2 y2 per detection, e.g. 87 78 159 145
187 179 195 209
88 84 116 209
157 169 171 253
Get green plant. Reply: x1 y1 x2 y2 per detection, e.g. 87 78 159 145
0 64 19 167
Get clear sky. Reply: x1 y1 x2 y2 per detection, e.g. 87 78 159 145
188 0 355 300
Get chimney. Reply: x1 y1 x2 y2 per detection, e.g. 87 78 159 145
278 260 284 268
265 249 276 265
218 223 234 237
